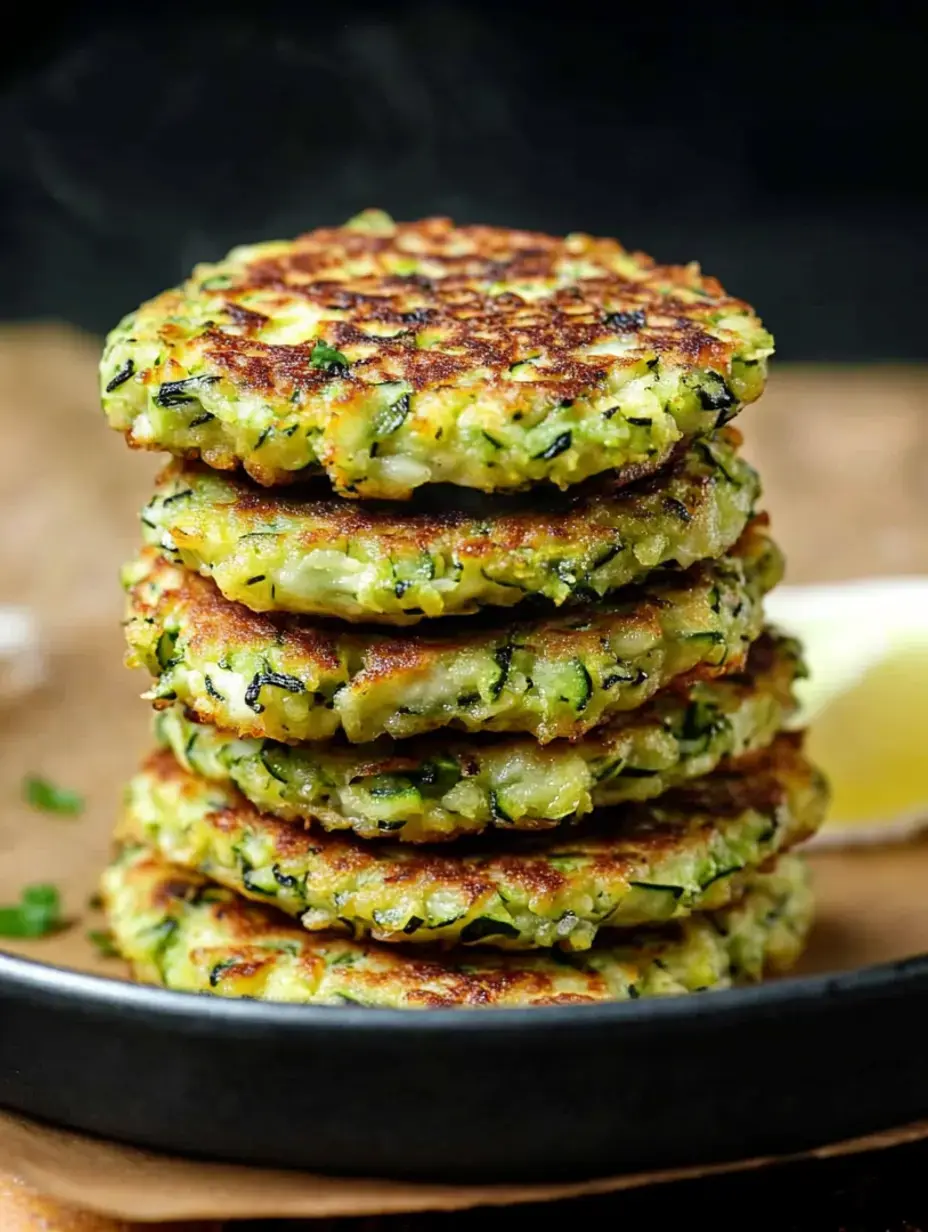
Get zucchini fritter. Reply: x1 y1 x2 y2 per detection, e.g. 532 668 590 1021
124 519 781 745
143 431 758 624
155 632 800 842
102 846 812 1005
116 734 826 952
101 210 773 498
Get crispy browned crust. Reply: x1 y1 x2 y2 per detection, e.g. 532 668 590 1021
102 211 774 496
166 221 751 404
154 427 745 555
139 730 815 887
104 842 814 1007
117 733 825 951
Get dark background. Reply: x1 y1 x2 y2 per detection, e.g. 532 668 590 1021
1 6 924 360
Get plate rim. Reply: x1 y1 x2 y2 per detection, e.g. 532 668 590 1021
2 946 927 1035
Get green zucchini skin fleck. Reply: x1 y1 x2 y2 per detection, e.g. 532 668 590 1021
141 430 758 625
101 211 772 499
123 518 782 745
102 845 813 1007
154 631 801 842
116 734 827 952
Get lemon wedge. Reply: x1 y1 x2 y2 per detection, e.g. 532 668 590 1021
766 579 928 847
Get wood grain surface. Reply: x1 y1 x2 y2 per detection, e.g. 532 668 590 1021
0 1174 217 1230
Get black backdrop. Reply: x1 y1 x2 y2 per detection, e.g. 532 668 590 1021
1 5 924 360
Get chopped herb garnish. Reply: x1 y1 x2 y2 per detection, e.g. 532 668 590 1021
459 917 521 944
400 308 431 325
663 497 692 523
242 868 277 896
373 389 411 437
204 675 226 702
104 359 135 392
534 431 572 461
161 488 194 507
87 929 119 957
490 644 513 699
244 670 306 713
0 884 62 938
155 629 180 670
370 782 414 805
701 865 742 890
601 670 637 690
310 339 350 375
259 744 288 784
697 376 735 412
209 958 239 987
24 776 84 816
629 881 685 899
574 660 593 712
604 309 646 331
592 543 623 570
154 376 218 408
488 790 513 823
272 863 299 890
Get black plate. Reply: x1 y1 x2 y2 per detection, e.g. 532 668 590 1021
2 950 928 1183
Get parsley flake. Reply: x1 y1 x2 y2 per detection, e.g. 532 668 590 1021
309 340 349 374
0 884 62 938
24 776 84 816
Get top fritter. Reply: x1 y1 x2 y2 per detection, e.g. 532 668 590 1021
100 210 773 499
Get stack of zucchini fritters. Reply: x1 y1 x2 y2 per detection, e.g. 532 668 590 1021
98 210 827 1009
